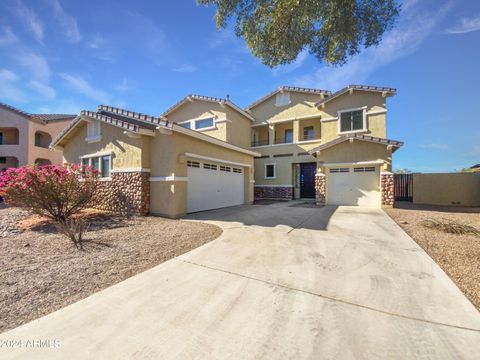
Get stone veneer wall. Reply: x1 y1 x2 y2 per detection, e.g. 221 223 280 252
93 172 150 215
381 173 394 206
254 186 293 200
315 174 326 205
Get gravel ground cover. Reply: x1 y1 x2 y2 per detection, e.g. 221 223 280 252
385 202 480 310
0 207 222 333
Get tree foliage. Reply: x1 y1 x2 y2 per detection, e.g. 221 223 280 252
0 164 99 249
198 0 401 67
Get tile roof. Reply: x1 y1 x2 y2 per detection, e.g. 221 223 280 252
162 94 255 121
245 86 331 110
51 106 170 148
0 102 76 123
309 133 403 154
315 85 396 107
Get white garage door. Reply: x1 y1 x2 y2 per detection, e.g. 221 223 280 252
327 166 380 207
187 159 244 213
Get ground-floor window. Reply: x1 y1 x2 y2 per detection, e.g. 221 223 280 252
81 154 111 178
265 163 276 179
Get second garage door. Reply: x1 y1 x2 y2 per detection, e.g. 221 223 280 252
327 166 380 207
187 159 244 213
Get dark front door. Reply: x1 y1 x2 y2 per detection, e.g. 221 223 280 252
300 163 316 198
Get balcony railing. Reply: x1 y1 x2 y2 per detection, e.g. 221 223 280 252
302 132 320 141
251 139 269 147
274 137 294 145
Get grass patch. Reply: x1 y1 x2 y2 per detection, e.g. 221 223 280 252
421 218 480 236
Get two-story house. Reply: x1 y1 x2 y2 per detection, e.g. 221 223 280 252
248 85 402 207
50 85 403 218
0 103 75 169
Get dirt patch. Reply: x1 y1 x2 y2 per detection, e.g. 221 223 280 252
385 202 480 310
0 207 222 333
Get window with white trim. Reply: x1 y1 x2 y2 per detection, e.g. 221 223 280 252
180 117 215 131
187 160 200 168
338 108 366 133
353 166 376 172
329 168 349 173
275 92 290 106
86 121 101 142
203 163 217 170
265 164 276 179
80 154 111 178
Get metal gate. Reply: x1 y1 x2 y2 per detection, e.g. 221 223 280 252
394 173 413 202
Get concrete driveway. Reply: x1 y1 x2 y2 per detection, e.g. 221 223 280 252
2 201 480 359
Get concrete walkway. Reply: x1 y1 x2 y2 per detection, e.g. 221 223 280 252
2 202 480 359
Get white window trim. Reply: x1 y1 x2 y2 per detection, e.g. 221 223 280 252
79 153 112 178
337 106 367 135
264 163 276 179
179 116 217 131
86 121 102 143
275 92 291 107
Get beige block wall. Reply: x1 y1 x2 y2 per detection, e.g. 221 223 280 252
62 121 149 169
149 130 255 217
413 173 480 206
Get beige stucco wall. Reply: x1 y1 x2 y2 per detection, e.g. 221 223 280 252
28 119 71 165
166 100 252 149
149 130 254 217
249 92 323 124
413 173 480 206
62 121 149 169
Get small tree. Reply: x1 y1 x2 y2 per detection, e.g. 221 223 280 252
0 164 99 249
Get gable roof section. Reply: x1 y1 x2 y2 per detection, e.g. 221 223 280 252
51 107 168 148
162 94 255 122
308 133 403 155
315 85 396 107
51 105 260 157
245 86 331 110
0 102 76 123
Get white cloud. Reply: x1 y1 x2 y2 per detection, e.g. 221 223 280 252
172 64 198 73
419 143 449 150
60 73 111 103
0 68 26 103
28 80 56 99
17 51 51 82
48 0 81 43
88 34 106 49
0 27 18 46
272 49 309 75
114 78 130 92
445 16 480 34
14 0 44 43
294 1 451 90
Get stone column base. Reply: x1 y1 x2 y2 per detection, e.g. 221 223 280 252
254 186 293 200
381 173 394 206
93 171 150 215
315 173 326 205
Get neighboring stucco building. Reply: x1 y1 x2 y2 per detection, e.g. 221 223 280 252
51 84 403 217
0 103 75 169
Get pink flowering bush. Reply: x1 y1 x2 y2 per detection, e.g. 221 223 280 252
0 164 99 249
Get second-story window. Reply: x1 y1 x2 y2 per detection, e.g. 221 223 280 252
339 108 366 133
275 92 290 106
285 129 293 143
0 132 3 145
195 118 214 129
86 121 101 142
303 126 315 140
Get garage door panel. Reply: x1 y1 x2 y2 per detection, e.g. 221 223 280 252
327 166 380 207
187 161 244 213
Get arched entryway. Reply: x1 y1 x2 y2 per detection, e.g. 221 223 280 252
34 131 52 148
0 156 19 171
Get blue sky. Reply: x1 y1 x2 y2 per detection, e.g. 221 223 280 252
0 0 479 172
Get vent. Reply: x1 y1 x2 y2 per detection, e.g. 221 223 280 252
273 153 293 158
